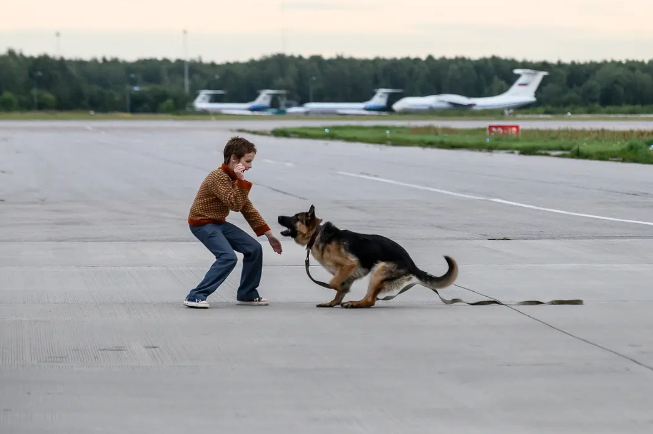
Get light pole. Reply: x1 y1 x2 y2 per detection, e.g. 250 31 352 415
309 76 316 102
55 31 61 58
126 73 136 113
280 1 286 53
33 71 42 110
183 29 189 95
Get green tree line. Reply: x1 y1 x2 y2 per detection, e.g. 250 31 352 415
1 49 653 113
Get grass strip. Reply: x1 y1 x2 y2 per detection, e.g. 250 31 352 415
267 125 653 164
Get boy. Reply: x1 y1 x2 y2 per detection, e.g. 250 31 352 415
184 136 283 308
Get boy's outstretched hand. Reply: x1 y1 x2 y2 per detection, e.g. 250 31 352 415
265 231 283 254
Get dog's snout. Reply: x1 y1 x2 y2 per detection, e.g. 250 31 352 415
278 215 293 225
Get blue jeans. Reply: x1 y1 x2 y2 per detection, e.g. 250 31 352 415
186 222 263 302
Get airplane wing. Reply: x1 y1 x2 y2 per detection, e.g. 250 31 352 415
438 95 476 108
219 109 273 116
335 109 388 116
443 101 476 108
286 107 308 114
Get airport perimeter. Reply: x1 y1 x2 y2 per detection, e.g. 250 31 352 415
1 120 652 433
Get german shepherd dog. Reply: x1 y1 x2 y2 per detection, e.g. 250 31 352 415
277 205 458 308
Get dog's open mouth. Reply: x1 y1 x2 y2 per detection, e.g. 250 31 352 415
277 216 297 238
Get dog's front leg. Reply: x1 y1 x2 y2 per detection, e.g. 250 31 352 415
328 261 357 291
317 263 357 308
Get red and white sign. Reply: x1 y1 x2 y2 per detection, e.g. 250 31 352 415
488 125 520 135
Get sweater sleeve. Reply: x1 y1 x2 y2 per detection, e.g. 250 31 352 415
207 171 251 212
241 199 271 236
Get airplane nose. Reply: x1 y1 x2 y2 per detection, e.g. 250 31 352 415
392 99 406 112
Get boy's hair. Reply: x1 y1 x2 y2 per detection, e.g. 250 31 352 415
223 136 257 164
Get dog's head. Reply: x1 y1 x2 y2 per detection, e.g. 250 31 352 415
277 205 322 245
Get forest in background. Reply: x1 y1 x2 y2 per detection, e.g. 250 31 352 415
1 49 653 114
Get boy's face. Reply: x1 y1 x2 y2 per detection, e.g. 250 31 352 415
230 152 256 171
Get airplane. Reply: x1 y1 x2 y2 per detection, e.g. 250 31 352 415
192 89 287 115
391 69 549 114
286 88 403 116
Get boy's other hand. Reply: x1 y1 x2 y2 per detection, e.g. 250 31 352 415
234 163 246 179
265 231 283 254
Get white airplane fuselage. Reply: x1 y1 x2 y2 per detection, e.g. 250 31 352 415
300 102 385 114
287 89 402 115
393 95 537 112
392 69 548 113
192 89 286 115
195 102 269 113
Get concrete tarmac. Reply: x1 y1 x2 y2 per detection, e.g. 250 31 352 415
1 120 652 433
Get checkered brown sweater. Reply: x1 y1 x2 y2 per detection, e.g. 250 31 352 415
188 163 271 236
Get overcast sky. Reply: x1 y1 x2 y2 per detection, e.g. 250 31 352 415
2 0 651 63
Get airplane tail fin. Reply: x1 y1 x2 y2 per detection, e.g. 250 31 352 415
502 69 549 98
251 90 274 109
192 90 226 110
251 89 287 110
364 88 403 110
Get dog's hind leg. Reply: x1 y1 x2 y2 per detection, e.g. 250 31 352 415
342 263 408 309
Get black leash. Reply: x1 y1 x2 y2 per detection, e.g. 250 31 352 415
304 251 583 306
304 249 333 290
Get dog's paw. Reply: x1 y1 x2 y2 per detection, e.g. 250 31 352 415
316 302 337 308
341 301 371 309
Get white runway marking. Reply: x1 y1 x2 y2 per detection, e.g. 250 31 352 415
488 199 653 226
338 171 653 227
337 172 486 200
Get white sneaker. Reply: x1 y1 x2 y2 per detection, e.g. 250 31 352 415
236 297 270 306
184 298 209 308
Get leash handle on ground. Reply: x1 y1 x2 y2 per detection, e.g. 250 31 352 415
304 251 583 306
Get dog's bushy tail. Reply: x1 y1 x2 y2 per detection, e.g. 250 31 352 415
412 256 458 289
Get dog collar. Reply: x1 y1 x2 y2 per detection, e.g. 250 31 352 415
306 224 323 250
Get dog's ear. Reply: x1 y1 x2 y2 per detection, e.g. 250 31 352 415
308 204 315 218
